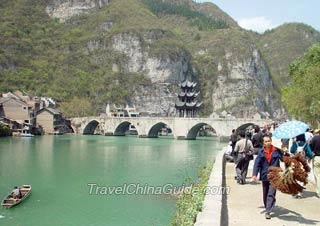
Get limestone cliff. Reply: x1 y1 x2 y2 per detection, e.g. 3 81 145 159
94 29 282 118
107 31 193 116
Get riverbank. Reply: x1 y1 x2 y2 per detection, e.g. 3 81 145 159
171 161 214 226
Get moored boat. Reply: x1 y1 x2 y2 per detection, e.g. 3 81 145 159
1 185 32 208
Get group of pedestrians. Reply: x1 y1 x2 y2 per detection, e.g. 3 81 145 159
227 126 320 220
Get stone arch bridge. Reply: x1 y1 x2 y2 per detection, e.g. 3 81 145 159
70 117 270 140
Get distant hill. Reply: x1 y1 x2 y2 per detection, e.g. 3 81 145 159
0 0 319 118
259 23 320 89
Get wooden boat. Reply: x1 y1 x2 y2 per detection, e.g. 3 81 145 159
1 185 32 208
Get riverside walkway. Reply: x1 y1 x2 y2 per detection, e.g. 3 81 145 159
195 150 320 226
225 157 320 226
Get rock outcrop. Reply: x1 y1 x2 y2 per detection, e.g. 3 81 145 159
109 31 194 116
46 0 111 22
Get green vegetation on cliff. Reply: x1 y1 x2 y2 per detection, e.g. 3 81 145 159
282 44 320 126
142 0 228 31
0 0 319 117
258 23 320 90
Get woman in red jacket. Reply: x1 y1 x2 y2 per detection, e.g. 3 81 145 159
252 134 286 219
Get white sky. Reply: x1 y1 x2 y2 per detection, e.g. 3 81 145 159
195 0 320 33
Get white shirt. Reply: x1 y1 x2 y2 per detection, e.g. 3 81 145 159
305 132 313 143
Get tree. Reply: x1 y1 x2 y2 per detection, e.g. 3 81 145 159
281 44 320 127
0 123 11 136
59 97 96 117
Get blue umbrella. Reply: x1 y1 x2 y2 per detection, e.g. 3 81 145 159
273 120 309 139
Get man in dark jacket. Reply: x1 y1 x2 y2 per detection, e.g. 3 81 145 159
252 126 263 154
252 134 286 219
230 129 238 153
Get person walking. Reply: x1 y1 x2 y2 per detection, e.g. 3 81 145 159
252 134 287 219
230 129 238 155
252 126 263 155
310 129 320 198
230 129 239 179
234 130 254 184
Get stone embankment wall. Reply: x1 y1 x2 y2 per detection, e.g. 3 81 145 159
194 149 226 226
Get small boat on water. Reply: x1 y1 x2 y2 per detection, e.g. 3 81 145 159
1 185 32 209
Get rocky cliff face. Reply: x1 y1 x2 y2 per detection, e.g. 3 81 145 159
210 47 281 118
110 32 193 83
46 0 111 22
109 31 194 116
105 30 283 118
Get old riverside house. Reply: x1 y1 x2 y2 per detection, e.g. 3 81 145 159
0 91 72 135
36 107 72 135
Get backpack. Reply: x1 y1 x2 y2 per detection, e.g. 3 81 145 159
296 142 306 157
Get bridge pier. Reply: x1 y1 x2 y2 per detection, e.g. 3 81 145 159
176 136 196 140
138 135 149 138
219 136 230 142
104 132 114 136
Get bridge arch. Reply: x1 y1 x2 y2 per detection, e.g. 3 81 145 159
186 123 215 140
83 120 100 135
237 123 258 132
114 121 131 136
148 122 173 138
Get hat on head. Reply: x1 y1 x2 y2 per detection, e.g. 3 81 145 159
315 129 320 134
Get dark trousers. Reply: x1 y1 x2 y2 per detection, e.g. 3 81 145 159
262 181 276 213
235 153 250 183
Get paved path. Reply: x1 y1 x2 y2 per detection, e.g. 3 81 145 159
226 159 320 226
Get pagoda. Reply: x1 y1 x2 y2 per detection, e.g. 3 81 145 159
175 80 202 117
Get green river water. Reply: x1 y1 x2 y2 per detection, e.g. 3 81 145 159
0 135 225 226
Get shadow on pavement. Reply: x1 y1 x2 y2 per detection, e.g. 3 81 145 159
247 180 260 186
272 206 320 225
302 190 319 198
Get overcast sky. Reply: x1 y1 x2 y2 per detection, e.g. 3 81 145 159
195 0 320 33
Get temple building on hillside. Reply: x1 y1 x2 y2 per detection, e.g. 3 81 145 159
105 104 139 117
175 80 202 118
